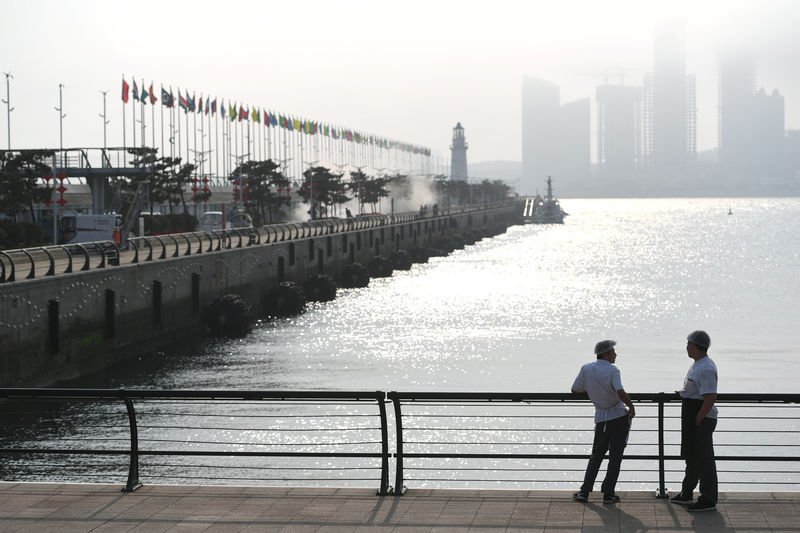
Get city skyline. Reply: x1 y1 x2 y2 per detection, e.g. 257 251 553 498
1 0 799 166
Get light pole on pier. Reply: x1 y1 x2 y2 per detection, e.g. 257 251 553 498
55 84 66 152
303 159 319 220
99 90 109 151
2 72 13 149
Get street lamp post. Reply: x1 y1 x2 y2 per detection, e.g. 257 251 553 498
99 90 109 151
55 84 65 152
2 72 13 149
303 159 319 220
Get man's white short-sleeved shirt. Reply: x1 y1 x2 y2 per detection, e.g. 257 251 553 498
680 355 719 419
571 359 627 423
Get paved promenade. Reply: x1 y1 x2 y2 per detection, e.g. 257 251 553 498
1 483 798 532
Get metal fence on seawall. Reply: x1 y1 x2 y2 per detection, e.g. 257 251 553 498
0 203 483 283
0 389 798 495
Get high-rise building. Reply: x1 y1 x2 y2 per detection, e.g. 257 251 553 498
596 85 644 178
521 76 590 195
450 122 468 181
718 54 785 179
751 88 785 178
649 19 696 173
718 54 756 171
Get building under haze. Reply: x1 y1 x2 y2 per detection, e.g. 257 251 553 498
719 54 785 180
521 76 590 195
648 19 696 175
596 85 644 179
450 122 468 181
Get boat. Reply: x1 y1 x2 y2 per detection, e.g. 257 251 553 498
530 176 565 224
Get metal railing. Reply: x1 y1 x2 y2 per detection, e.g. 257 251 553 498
4 389 795 495
0 389 390 494
388 392 800 495
0 201 512 283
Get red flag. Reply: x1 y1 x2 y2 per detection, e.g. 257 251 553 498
149 83 157 104
122 78 130 103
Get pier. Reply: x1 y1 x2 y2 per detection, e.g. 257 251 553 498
2 483 798 532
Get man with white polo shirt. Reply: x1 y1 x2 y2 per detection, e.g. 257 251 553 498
571 340 636 504
671 330 719 512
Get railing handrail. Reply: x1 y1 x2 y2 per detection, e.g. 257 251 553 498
0 201 517 283
5 388 795 495
0 388 391 494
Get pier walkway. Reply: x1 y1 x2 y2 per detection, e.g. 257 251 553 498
1 483 798 532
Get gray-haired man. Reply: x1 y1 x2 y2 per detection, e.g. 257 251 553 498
571 340 636 504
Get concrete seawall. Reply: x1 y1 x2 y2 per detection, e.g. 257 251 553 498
0 205 520 386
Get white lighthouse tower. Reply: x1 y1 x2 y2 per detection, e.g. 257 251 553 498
450 122 468 181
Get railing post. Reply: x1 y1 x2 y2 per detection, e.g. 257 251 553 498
389 392 406 495
376 393 391 495
657 392 668 498
122 395 142 492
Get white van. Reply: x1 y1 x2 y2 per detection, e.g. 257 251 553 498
200 211 224 232
59 210 123 244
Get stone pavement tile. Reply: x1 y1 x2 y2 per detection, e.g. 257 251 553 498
16 520 107 533
90 521 141 533
316 526 359 533
165 523 218 532
277 525 323 533
202 524 249 533
239 524 282 533
506 528 544 533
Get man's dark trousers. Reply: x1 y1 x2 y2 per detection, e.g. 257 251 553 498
681 416 718 504
580 414 629 494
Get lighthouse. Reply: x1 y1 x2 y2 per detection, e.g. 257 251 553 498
450 122 468 181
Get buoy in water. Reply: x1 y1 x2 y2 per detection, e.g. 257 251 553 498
264 281 307 316
205 294 254 337
304 274 338 302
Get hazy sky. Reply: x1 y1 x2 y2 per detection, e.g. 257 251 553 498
2 0 799 164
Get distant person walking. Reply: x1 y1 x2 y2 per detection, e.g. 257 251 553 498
571 340 636 504
671 330 719 512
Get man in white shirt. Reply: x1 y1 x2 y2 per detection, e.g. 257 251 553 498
671 330 719 512
571 340 636 504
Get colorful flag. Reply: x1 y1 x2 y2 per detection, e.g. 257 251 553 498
323 124 329 136
122 78 130 103
220 100 225 116
270 112 277 126
161 88 174 107
179 93 189 111
230 103 237 121
211 99 217 115
264 110 270 125
149 83 157 104
140 85 148 105
205 99 209 115
189 93 196 112
293 118 301 131
239 106 248 121
251 107 259 122
132 80 139 101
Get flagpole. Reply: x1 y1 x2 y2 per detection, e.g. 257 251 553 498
160 86 165 157
121 75 127 161
140 79 145 149
150 84 155 153
214 99 219 179
185 94 189 164
131 78 137 150
192 94 197 176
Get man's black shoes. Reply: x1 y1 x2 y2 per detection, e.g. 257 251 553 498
670 492 694 505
